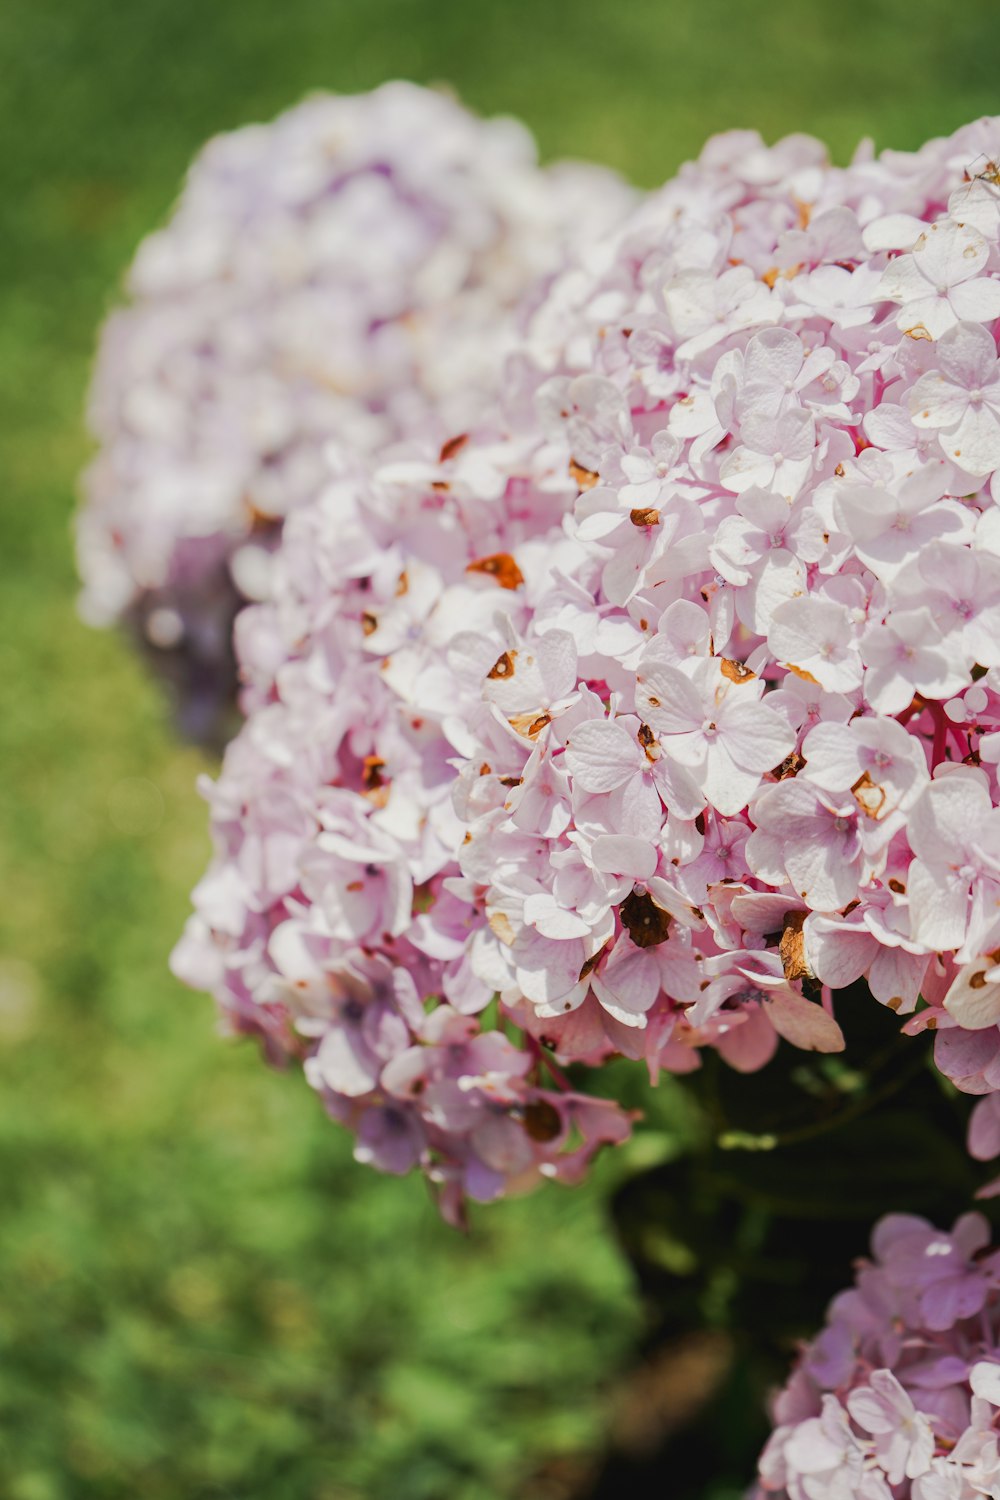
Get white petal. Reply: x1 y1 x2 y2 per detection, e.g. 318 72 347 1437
720 699 795 773
564 719 637 792
805 916 874 989
513 929 585 1005
522 892 594 941
862 213 927 252
591 944 659 1020
938 319 999 387
916 219 987 289
535 628 580 701
970 1361 1000 1405
747 550 806 632
907 860 969 951
314 1028 379 1097
635 659 704 732
800 722 860 792
701 739 762 816
949 276 1000 324
944 961 1000 1030
590 835 657 881
909 370 970 431
784 837 859 911
944 403 1000 476
907 777 988 864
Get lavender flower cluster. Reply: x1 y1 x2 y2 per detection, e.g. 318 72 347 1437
165 112 1000 1216
78 82 635 739
754 1212 1000 1498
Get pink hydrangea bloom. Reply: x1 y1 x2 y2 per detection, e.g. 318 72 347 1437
177 117 1000 1211
170 447 637 1222
77 82 635 739
754 1213 1000 1498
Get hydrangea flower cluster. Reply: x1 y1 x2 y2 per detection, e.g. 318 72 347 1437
171 448 637 1223
753 1212 1000 1498
175 115 1000 1211
78 82 635 739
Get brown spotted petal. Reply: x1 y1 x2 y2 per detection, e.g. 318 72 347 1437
483 630 578 715
467 553 525 590
362 755 391 808
720 658 755 684
508 711 552 740
569 458 600 490
487 909 516 946
438 433 469 462
521 1099 563 1142
779 911 813 984
487 650 517 680
620 889 672 948
852 770 887 820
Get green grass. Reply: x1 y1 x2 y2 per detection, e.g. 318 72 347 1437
0 0 998 1495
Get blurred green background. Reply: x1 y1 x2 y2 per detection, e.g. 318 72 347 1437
1 1 999 1496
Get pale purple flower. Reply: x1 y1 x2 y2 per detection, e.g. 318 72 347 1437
756 1213 1000 1499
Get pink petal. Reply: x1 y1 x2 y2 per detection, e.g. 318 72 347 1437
766 991 845 1053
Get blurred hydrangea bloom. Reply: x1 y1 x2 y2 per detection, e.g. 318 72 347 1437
754 1212 1000 1498
176 116 1000 1215
78 81 636 741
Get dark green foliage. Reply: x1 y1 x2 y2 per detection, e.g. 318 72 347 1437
604 993 986 1496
